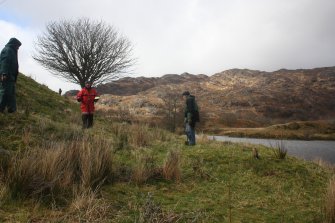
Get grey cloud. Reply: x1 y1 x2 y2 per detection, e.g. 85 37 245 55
0 0 334 91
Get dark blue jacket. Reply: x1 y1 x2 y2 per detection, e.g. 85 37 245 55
0 38 21 82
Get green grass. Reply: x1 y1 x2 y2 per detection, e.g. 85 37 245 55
16 74 79 119
100 140 331 222
0 74 81 151
5 137 329 222
0 74 333 222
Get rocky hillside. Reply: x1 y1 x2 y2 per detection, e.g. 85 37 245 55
96 72 209 95
96 67 335 129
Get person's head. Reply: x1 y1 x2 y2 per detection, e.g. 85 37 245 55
182 91 190 100
7 38 21 50
85 81 93 89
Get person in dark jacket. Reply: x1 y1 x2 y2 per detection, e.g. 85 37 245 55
182 91 199 146
0 38 22 113
76 81 99 128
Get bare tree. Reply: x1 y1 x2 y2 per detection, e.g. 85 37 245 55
158 87 183 132
34 18 134 87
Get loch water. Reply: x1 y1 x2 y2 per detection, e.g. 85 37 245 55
213 136 335 164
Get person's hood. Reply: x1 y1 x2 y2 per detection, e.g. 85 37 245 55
6 38 22 48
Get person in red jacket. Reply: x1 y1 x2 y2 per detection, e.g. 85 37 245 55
76 81 99 128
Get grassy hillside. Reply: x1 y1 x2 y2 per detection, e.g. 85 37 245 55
0 74 334 222
0 74 80 151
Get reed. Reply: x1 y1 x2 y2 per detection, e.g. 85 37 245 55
325 176 335 223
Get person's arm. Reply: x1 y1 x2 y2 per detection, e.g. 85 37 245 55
187 112 193 124
76 90 83 102
0 48 12 80
93 89 99 102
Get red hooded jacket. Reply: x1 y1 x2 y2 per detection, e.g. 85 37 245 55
76 87 98 114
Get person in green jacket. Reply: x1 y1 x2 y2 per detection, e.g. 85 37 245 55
0 38 21 113
182 91 199 146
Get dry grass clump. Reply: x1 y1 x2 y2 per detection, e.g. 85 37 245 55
150 127 173 142
138 193 203 223
109 123 172 150
66 189 112 223
4 135 113 201
197 132 210 144
163 150 181 182
325 176 335 223
107 123 131 151
129 124 151 147
191 157 211 180
132 153 160 184
138 193 181 223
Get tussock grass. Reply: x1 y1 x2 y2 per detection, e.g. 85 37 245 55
138 193 181 223
271 141 287 159
196 132 211 144
130 124 151 147
128 124 173 148
105 122 174 150
132 153 160 184
114 127 129 151
4 135 113 202
67 189 112 223
190 157 211 180
163 150 181 182
325 176 335 223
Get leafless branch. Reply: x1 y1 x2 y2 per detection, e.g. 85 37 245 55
33 18 135 88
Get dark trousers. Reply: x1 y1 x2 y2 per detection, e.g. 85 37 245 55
185 123 196 145
0 82 16 113
82 113 94 129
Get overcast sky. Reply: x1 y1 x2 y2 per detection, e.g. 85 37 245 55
0 0 334 92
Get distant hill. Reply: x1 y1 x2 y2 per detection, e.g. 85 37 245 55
95 67 335 129
96 72 209 95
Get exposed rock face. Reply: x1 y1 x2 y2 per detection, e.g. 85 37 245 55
64 90 79 97
91 67 335 127
203 67 335 123
96 73 209 95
